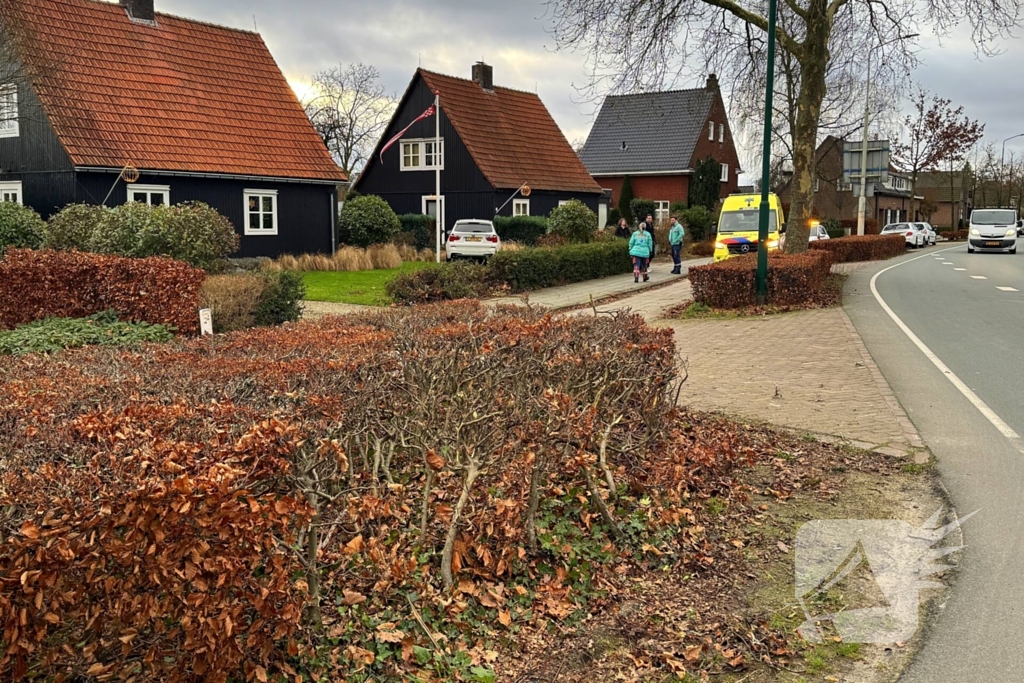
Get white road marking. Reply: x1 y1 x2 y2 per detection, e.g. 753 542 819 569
955 268 967 271
971 276 988 280
997 287 1019 292
871 247 1024 451
942 263 954 266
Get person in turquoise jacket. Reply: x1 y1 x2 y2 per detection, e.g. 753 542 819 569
629 223 653 283
668 216 685 274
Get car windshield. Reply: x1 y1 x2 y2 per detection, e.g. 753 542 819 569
454 222 494 233
718 209 778 234
972 210 1017 226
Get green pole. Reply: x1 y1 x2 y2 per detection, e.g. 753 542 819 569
756 0 779 305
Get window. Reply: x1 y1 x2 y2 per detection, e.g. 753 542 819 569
814 177 820 193
0 181 22 204
244 190 278 235
0 85 18 138
709 121 714 141
513 199 530 216
718 123 725 143
654 201 670 223
400 138 444 171
720 163 729 183
127 184 169 206
558 200 570 207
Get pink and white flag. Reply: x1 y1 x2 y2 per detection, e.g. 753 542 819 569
379 105 436 164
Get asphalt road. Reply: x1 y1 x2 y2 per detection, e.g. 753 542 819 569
845 243 1024 682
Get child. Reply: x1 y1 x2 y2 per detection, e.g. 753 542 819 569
629 222 653 283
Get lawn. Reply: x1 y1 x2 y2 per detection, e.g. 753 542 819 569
302 261 431 306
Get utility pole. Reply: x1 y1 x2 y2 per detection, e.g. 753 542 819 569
755 0 778 305
1000 133 1024 208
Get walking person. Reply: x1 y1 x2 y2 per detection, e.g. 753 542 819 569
641 213 657 270
668 215 685 275
629 222 653 283
615 217 631 239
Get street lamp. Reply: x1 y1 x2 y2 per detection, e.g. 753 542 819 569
856 34 918 235
1000 133 1024 207
755 0 779 305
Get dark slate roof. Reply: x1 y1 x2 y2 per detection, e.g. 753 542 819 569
579 88 715 175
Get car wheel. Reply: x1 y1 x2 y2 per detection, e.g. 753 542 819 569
1010 246 1018 254
968 247 975 253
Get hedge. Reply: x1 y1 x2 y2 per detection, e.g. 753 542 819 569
398 213 436 249
839 218 880 234
493 215 548 245
488 240 632 293
0 202 45 255
0 249 205 335
689 251 834 309
202 271 306 333
385 261 492 304
809 234 906 262
940 230 968 241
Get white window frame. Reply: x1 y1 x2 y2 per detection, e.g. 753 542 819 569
558 200 570 207
0 85 18 139
708 121 714 141
400 138 444 171
127 184 170 207
244 189 278 236
654 200 670 223
720 163 729 183
718 123 725 143
513 199 530 216
0 180 23 204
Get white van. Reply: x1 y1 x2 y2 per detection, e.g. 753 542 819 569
969 209 1021 254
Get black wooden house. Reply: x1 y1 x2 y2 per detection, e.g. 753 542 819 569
354 63 603 232
0 0 346 258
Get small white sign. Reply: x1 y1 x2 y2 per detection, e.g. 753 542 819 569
199 308 213 336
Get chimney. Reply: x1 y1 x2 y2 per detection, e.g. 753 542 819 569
706 73 719 91
472 62 494 91
121 0 156 23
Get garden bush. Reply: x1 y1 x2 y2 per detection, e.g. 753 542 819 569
809 234 906 262
682 205 717 242
0 303 680 682
547 200 597 243
337 194 402 247
385 261 492 304
607 206 621 227
0 201 45 254
0 310 173 355
671 200 688 217
839 218 880 234
398 213 436 249
630 198 657 225
41 203 104 251
202 271 305 332
689 251 835 309
820 218 844 239
254 270 305 327
493 215 548 245
0 249 205 334
690 241 716 257
488 240 632 293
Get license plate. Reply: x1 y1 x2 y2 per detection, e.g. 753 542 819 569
986 241 1001 247
467 236 482 242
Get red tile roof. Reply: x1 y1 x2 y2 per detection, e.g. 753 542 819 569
6 0 346 182
418 69 601 194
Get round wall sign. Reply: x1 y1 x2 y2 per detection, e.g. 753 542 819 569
121 165 140 183
521 185 531 197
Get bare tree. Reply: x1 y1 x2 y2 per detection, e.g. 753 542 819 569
546 0 1021 252
892 89 984 221
303 63 397 179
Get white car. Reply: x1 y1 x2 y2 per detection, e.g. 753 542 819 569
881 222 926 248
446 219 501 261
968 209 1019 254
915 222 937 246
808 225 831 242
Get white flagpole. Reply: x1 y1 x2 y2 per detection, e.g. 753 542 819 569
434 92 442 263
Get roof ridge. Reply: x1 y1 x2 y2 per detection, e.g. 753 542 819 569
86 0 259 35
418 68 542 99
604 86 711 99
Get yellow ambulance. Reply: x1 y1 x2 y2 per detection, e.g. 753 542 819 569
713 193 786 262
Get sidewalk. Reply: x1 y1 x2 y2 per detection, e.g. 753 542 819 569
488 257 711 310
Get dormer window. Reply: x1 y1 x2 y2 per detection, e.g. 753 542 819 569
0 85 19 139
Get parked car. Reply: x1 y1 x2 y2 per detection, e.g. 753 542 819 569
446 219 501 261
881 222 926 248
915 222 937 246
968 209 1019 254
808 225 831 242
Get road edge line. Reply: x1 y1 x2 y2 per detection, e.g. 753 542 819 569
869 246 1024 448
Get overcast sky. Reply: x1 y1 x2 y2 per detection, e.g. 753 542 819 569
156 0 1024 172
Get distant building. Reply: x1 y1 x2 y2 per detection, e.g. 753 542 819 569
579 75 742 221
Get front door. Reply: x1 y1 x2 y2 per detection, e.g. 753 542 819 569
422 195 445 248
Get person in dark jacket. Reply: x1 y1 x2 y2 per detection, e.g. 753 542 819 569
641 214 657 268
615 218 631 239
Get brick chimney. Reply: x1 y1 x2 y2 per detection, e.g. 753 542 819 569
706 73 719 91
121 0 156 23
472 62 494 91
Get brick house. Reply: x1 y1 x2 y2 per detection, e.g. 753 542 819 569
578 75 741 223
915 171 968 229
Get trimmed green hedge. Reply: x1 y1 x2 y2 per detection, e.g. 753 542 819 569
493 215 548 245
488 241 632 293
398 213 436 250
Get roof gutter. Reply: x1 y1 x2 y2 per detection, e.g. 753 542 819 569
589 169 693 177
74 166 344 186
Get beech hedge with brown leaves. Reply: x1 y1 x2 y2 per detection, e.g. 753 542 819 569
0 249 205 335
0 301 697 682
689 251 835 309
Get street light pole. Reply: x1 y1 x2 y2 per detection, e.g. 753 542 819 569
1000 133 1024 208
755 0 778 305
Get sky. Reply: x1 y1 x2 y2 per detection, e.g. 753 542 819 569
154 0 1024 174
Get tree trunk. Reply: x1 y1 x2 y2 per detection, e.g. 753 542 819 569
441 462 480 590
783 2 830 254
